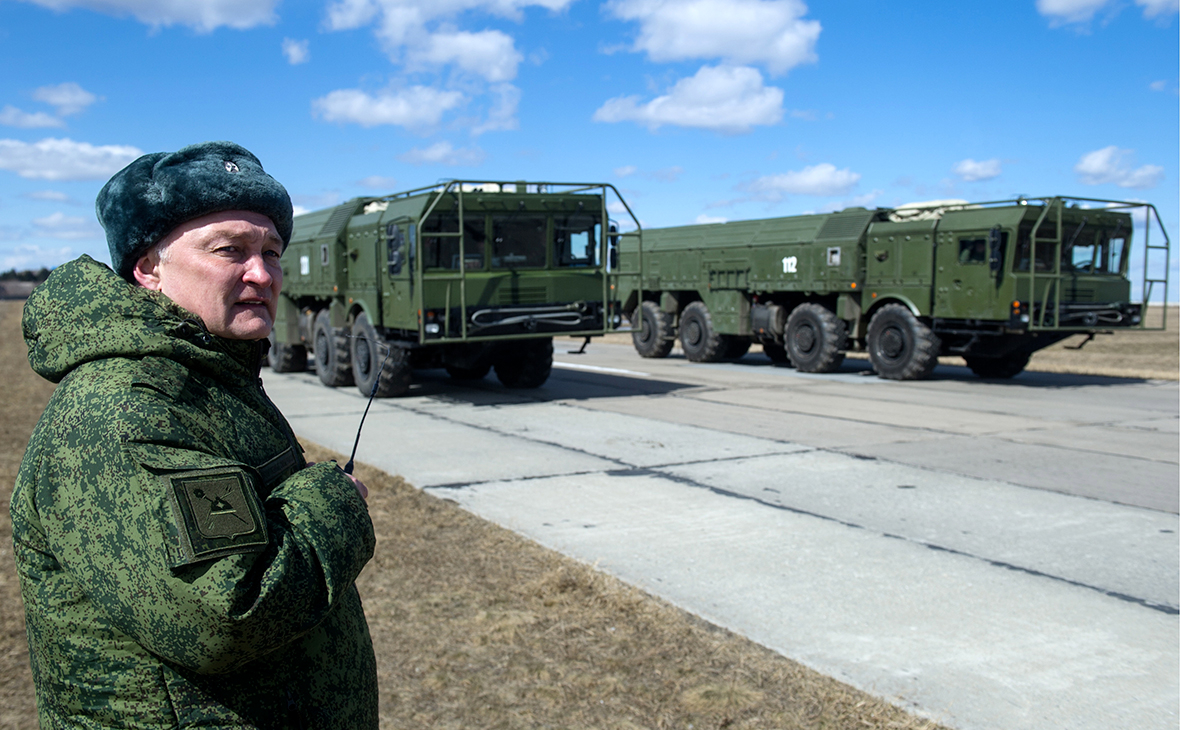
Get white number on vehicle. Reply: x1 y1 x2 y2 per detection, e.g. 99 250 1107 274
782 255 798 274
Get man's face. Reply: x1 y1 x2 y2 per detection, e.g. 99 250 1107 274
133 210 283 340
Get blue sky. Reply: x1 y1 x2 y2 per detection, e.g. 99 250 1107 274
0 0 1176 299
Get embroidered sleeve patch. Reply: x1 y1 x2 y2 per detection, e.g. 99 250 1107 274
163 468 268 567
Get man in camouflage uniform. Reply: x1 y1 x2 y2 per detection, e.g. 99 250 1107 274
10 141 379 728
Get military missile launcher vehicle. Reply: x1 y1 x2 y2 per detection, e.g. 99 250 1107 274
613 196 1169 379
270 180 637 396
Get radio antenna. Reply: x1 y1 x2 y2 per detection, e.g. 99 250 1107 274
343 344 393 475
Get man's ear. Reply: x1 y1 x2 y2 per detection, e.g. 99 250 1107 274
132 249 162 290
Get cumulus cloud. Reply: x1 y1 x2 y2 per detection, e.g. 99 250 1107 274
1074 146 1164 189
1037 0 1177 23
594 65 783 133
0 106 64 129
33 82 97 116
324 0 565 81
1 243 77 270
472 83 521 134
1136 0 1179 17
25 190 75 202
607 0 819 74
282 38 310 64
32 211 101 240
313 87 465 129
953 158 1002 182
358 175 398 189
743 163 861 199
695 213 727 224
0 138 142 181
414 30 521 82
16 0 280 31
398 141 486 166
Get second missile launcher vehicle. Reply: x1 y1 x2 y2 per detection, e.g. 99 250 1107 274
613 196 1168 379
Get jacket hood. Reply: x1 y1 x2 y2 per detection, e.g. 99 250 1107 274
24 255 262 384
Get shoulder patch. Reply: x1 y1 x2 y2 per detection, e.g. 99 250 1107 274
163 467 268 567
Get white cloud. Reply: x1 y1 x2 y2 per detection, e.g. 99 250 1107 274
650 165 684 182
744 163 861 199
32 82 97 115
953 158 1002 182
614 165 638 177
398 141 486 166
1136 0 1179 17
282 38 310 65
1036 0 1176 23
324 0 567 81
695 213 727 224
32 211 101 240
0 106 63 129
26 190 74 202
292 205 311 216
1074 146 1164 189
472 83 521 134
313 87 465 129
1 243 77 270
414 30 521 82
606 0 820 74
358 175 398 189
1149 80 1168 91
1036 0 1109 23
593 64 783 133
0 138 142 181
17 0 279 31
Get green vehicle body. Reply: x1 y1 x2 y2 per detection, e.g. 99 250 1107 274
613 197 1169 379
270 180 637 396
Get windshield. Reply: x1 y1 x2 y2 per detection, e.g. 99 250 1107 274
554 213 601 267
1015 219 1128 275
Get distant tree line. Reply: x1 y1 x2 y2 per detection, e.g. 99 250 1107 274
0 268 52 282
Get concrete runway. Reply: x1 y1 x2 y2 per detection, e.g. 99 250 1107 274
263 340 1179 730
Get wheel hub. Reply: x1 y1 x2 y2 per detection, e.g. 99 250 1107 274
880 327 904 359
794 326 816 353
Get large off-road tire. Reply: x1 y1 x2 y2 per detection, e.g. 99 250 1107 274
784 303 846 373
866 303 941 380
268 332 308 373
965 353 1029 379
723 336 751 360
678 301 726 362
763 342 790 364
313 309 353 388
632 300 675 359
350 312 411 397
446 363 492 380
494 338 553 388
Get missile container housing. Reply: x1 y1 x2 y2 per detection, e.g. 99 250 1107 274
270 180 636 396
613 197 1169 379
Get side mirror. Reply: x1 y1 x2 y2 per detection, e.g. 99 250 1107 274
607 222 620 271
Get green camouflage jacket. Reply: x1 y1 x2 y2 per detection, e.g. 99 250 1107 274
11 255 378 728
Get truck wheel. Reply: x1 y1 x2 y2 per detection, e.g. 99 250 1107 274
785 303 846 373
268 332 307 373
351 312 411 397
446 363 492 381
313 309 354 387
678 301 726 362
867 304 940 380
965 353 1029 379
632 301 675 358
495 338 553 388
723 336 751 359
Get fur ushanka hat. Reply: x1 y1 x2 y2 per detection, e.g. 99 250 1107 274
96 141 293 281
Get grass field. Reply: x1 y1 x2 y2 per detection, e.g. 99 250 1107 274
2 299 1175 728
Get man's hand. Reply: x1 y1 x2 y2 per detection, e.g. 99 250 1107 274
306 461 369 501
